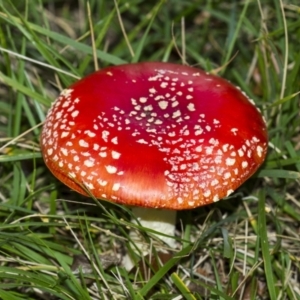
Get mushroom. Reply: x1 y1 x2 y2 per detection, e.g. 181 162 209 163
40 62 268 269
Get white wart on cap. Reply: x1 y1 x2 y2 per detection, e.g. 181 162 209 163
40 62 268 209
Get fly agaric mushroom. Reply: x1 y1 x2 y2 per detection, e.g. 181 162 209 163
41 62 268 269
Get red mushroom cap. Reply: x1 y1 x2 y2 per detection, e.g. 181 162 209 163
41 62 268 209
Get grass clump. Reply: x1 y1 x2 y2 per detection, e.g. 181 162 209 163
0 0 300 299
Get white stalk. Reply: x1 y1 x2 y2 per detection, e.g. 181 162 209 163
122 207 177 271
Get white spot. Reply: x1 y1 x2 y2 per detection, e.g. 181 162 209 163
186 95 193 100
226 158 236 166
47 148 53 155
213 195 219 202
105 165 117 174
147 117 154 122
144 105 153 111
112 151 121 159
224 172 231 179
161 82 168 88
242 161 248 168
68 172 76 178
61 100 70 108
85 130 96 137
61 131 69 138
226 189 234 196
195 145 202 152
98 179 107 186
71 110 79 118
131 98 137 105
111 137 118 144
203 190 211 197
187 103 195 111
61 89 73 98
73 155 80 161
231 128 238 135
149 88 156 94
99 152 107 157
238 149 244 157
211 179 219 186
205 147 213 155
139 97 147 103
79 139 89 147
102 130 109 142
148 74 163 81
84 159 95 167
155 95 164 101
61 148 68 156
222 144 229 152
172 101 179 107
180 164 187 170
93 144 100 151
55 111 62 119
136 139 148 144
172 110 181 118
214 156 222 164
209 138 219 146
257 145 264 157
154 119 163 125
195 128 203 135
177 197 183 204
67 105 75 112
158 100 168 110
85 182 95 190
112 183 121 191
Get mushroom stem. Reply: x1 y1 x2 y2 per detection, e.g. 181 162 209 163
122 207 176 271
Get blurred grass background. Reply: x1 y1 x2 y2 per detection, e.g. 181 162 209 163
0 0 300 299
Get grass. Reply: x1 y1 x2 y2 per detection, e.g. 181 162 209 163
0 0 300 299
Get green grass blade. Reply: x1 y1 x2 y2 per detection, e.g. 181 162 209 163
258 190 278 300
171 272 197 300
